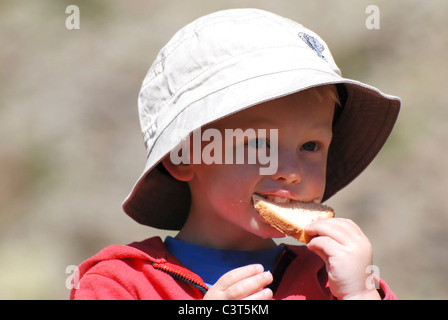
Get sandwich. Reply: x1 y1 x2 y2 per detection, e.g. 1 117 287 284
252 194 334 244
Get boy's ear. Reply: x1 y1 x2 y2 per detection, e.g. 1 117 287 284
161 156 194 182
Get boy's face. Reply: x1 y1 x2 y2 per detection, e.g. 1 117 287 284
179 91 335 249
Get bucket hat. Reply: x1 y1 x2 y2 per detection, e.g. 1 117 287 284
122 8 400 230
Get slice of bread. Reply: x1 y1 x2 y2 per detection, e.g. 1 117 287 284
252 194 334 244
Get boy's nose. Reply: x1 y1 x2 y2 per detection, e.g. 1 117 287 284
271 157 302 184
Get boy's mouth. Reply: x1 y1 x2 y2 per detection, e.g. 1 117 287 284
264 195 292 204
252 192 297 205
253 192 321 205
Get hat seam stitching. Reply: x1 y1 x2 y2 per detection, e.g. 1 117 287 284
141 43 311 94
140 45 330 135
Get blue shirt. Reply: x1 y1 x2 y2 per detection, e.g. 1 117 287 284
164 236 284 287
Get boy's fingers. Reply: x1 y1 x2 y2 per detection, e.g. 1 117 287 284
306 218 359 245
215 264 265 290
209 265 273 300
224 270 273 300
243 288 273 300
307 235 342 261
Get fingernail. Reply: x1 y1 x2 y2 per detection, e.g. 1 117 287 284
254 264 264 273
264 271 273 281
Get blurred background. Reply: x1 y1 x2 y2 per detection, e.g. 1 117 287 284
1 0 447 299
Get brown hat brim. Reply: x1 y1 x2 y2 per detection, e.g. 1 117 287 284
323 83 400 202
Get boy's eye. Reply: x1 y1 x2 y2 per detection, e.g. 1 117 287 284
247 138 269 149
300 141 318 152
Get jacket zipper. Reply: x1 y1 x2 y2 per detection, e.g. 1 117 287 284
153 262 209 295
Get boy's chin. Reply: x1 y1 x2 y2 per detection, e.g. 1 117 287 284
255 224 286 240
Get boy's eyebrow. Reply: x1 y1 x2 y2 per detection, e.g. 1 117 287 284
234 114 279 128
309 125 333 139
240 115 332 131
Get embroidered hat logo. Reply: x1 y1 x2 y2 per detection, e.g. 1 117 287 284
298 32 326 60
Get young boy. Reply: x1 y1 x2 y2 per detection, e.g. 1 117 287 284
71 9 400 300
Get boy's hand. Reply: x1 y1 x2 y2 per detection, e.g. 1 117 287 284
306 218 381 300
203 264 273 300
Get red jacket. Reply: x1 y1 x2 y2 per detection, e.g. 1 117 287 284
70 237 396 300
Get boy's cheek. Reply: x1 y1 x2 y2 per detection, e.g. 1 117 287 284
298 163 327 199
